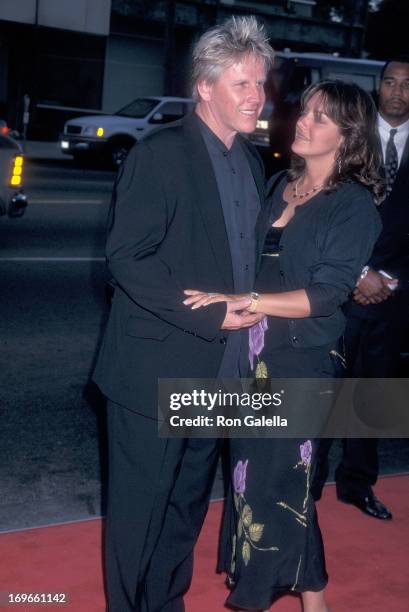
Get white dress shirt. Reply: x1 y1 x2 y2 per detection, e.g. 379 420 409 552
377 113 409 167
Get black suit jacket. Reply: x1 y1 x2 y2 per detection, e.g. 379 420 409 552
93 113 266 414
346 132 409 321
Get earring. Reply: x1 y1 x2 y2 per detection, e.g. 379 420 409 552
338 158 342 174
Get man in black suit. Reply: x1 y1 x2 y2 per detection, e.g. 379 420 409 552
93 16 274 612
312 57 409 519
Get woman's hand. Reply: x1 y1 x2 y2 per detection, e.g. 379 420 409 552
184 288 312 319
183 290 264 329
183 289 250 310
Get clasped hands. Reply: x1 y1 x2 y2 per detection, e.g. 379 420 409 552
183 290 264 330
354 268 398 306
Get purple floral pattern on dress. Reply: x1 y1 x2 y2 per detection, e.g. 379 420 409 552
233 459 248 494
231 459 278 570
277 440 314 529
300 440 312 467
249 316 268 370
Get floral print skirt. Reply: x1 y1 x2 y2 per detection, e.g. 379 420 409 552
218 344 337 610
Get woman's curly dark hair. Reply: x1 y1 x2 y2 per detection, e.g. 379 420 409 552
288 80 385 204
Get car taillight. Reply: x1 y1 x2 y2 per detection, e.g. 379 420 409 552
10 155 23 186
0 125 9 135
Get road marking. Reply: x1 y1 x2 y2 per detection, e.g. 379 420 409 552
0 257 105 262
30 198 107 205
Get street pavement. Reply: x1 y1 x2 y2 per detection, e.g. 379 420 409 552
1 148 408 532
1 154 113 530
23 140 68 161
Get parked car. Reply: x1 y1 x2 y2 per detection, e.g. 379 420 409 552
0 132 28 218
60 96 195 167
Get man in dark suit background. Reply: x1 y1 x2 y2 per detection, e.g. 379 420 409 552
313 57 409 520
93 16 274 612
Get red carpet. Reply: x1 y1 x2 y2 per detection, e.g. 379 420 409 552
1 475 408 611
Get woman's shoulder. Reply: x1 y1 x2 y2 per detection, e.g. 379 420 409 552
327 181 377 213
325 181 381 233
333 180 373 201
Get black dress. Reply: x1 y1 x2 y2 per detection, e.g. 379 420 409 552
219 199 342 610
218 175 382 610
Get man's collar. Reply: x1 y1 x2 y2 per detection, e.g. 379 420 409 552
195 111 238 154
378 112 409 134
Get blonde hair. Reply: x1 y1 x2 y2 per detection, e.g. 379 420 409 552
192 15 274 100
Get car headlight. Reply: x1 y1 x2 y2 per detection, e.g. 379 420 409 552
82 126 104 137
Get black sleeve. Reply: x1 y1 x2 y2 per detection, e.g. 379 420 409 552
305 188 382 317
368 199 409 278
106 141 226 340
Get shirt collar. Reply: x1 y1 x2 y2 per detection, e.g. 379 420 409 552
377 113 409 137
196 113 238 155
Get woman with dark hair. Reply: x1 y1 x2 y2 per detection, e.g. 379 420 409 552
184 80 383 611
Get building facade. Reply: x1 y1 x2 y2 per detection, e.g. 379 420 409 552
0 0 369 139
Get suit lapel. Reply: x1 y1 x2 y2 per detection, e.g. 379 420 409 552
378 132 409 227
182 113 233 290
238 138 265 205
398 133 409 178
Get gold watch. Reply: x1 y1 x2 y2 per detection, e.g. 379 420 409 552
248 292 259 313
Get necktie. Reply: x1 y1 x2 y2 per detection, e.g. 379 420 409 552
385 128 398 194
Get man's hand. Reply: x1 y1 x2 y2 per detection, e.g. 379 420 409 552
221 301 264 330
352 288 371 305
183 289 263 330
354 269 396 304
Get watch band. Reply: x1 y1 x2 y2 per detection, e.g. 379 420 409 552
248 292 259 313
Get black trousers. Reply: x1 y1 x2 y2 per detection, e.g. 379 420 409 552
105 401 221 612
313 312 405 497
